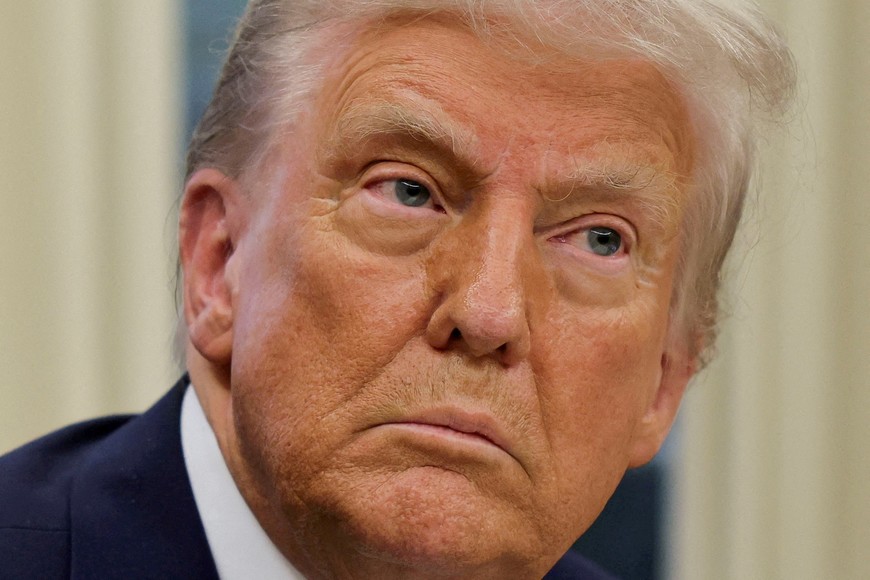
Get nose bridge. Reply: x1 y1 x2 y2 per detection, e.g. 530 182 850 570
464 204 527 315
427 197 535 364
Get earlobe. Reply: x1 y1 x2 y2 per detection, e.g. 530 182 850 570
179 169 244 366
627 347 696 468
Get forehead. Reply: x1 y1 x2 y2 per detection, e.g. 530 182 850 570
311 15 694 191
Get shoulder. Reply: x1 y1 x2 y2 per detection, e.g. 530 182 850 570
0 376 191 534
545 549 620 580
0 413 134 577
0 376 201 579
0 414 134 529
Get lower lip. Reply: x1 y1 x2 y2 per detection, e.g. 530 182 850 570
376 422 504 453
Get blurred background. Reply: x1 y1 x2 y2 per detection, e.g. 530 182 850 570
1 1 867 578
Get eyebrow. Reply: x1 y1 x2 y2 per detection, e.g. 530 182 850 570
558 148 679 188
321 97 480 169
537 159 683 228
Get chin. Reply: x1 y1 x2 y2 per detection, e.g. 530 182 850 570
308 465 551 579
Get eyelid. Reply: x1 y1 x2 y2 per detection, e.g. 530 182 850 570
360 161 444 203
544 213 637 249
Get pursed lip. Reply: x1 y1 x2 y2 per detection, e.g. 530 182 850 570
373 407 515 458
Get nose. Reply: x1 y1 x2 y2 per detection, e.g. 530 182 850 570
425 202 535 366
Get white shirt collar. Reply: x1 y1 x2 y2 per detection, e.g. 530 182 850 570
181 384 306 580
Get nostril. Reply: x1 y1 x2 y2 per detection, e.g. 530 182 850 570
450 328 462 342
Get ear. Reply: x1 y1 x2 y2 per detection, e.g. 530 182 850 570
179 169 245 366
627 344 696 468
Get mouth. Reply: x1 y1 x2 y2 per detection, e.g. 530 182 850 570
373 408 513 458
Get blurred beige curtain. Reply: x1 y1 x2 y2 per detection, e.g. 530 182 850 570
0 1 181 452
672 0 870 579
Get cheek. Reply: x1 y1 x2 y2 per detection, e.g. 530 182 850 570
229 206 435 438
533 304 666 490
289 228 432 362
236 195 429 356
227 215 438 506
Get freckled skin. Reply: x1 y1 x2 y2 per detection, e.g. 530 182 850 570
181 16 697 580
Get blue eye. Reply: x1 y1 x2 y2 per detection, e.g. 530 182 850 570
587 227 622 256
394 180 431 207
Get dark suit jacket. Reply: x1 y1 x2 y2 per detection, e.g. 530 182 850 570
0 377 615 579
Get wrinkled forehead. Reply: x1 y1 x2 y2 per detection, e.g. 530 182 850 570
304 13 695 184
317 11 692 110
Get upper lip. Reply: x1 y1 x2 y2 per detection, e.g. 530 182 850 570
378 407 515 457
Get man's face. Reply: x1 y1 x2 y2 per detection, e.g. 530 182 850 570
190 16 695 579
